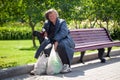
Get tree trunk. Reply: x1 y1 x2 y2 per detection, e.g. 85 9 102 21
97 20 103 28
74 19 78 29
29 16 36 48
92 19 97 28
89 19 92 28
106 20 109 30
31 25 36 48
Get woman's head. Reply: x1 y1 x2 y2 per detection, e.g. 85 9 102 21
45 9 59 24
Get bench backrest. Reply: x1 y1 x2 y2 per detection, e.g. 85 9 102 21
70 28 112 45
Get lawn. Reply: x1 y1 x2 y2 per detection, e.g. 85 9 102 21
0 40 120 69
0 40 39 69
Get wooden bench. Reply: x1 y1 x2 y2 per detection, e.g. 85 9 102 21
70 27 120 63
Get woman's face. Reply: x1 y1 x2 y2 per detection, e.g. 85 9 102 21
48 12 57 24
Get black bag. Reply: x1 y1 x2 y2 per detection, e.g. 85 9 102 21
44 43 52 57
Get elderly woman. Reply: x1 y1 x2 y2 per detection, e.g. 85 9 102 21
33 9 75 73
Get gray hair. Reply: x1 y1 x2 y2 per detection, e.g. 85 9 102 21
45 9 59 20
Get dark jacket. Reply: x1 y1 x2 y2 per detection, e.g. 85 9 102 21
43 18 75 65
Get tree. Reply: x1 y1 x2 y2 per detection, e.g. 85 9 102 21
23 0 45 47
90 0 120 29
0 0 25 25
1 0 119 46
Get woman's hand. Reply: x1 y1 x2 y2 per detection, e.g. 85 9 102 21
54 41 58 51
44 32 48 37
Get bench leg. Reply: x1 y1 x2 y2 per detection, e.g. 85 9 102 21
79 51 85 64
97 48 106 63
106 47 112 57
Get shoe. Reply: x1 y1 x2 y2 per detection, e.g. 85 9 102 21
101 59 106 63
30 70 35 75
61 64 71 73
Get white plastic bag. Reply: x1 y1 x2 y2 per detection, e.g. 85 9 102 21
33 52 48 75
46 45 63 75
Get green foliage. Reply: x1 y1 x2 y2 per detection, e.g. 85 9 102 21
110 26 120 40
0 22 42 40
0 27 31 40
0 0 120 40
1 0 120 25
0 0 25 25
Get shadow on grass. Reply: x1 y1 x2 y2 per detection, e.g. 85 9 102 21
19 46 39 51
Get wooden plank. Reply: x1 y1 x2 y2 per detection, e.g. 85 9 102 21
74 41 120 52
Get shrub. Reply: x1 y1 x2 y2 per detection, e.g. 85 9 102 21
0 27 32 40
110 26 120 40
0 22 43 40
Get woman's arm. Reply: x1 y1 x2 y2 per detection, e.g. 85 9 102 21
54 21 69 42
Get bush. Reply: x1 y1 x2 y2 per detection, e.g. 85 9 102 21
110 26 120 40
0 27 32 40
0 22 43 40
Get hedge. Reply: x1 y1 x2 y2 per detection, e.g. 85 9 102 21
0 26 120 40
110 26 120 40
0 27 32 40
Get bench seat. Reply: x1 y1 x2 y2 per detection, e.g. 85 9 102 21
75 41 120 52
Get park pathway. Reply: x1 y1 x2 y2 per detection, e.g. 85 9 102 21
3 55 120 80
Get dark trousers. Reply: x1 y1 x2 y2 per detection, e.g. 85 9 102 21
57 43 70 66
57 48 69 65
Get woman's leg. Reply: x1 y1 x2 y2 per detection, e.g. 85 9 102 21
57 40 74 73
57 43 69 65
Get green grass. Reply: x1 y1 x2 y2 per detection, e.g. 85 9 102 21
0 40 120 69
0 40 39 69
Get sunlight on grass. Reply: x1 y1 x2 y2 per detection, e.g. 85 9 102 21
0 40 39 69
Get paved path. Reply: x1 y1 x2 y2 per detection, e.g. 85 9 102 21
3 55 120 80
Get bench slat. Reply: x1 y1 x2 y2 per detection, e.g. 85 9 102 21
73 36 110 41
70 28 104 32
74 40 111 44
71 30 106 35
71 35 110 43
74 41 120 52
